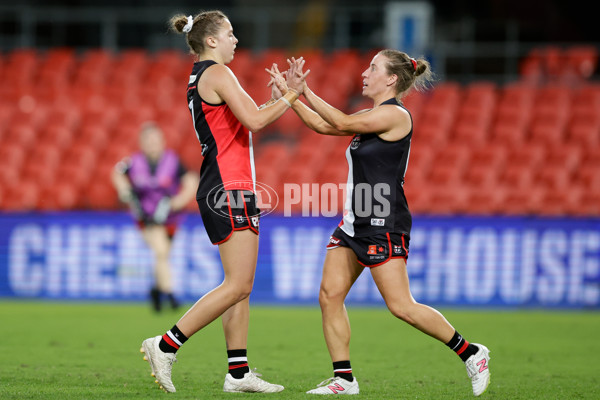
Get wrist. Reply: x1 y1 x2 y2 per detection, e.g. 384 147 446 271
281 89 299 107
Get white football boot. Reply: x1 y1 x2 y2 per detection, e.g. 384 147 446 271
465 343 491 396
307 377 359 395
223 369 284 393
141 335 177 393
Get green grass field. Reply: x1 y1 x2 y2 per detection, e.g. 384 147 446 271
0 301 598 399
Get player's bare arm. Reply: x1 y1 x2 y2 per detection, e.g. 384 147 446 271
198 63 298 132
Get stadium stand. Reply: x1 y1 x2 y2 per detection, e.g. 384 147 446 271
0 47 598 215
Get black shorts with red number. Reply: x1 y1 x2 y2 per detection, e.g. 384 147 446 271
326 226 409 267
197 189 260 245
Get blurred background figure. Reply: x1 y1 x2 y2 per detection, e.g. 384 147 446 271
111 121 198 312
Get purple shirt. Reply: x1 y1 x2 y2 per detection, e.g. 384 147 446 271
127 150 185 225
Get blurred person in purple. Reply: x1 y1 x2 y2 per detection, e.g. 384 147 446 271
112 121 198 312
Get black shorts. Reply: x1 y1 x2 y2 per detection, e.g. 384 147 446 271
326 226 409 267
197 190 260 245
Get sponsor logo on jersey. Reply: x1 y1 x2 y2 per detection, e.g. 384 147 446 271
350 136 361 150
371 218 385 226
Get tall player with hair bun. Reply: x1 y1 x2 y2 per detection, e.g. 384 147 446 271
140 10 308 394
269 51 491 396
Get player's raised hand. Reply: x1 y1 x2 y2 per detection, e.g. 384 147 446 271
285 56 310 95
265 63 287 99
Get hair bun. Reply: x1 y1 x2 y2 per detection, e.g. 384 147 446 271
170 14 189 34
415 60 428 76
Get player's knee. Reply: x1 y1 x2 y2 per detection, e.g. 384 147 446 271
387 303 416 325
228 281 253 302
318 285 345 308
237 285 253 301
154 248 170 261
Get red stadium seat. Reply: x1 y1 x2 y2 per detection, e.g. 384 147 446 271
464 81 497 103
80 106 119 130
43 105 81 131
4 49 37 85
470 144 507 170
270 107 305 135
430 143 471 173
493 103 531 133
0 143 27 170
495 84 535 126
406 143 435 177
426 82 461 111
404 184 433 215
459 186 506 215
534 165 572 191
253 48 289 72
227 48 254 86
537 187 582 216
456 101 495 127
75 124 109 150
100 142 133 169
498 185 543 215
177 140 204 172
20 162 58 190
544 143 582 173
83 181 119 210
497 164 535 192
564 46 598 80
402 91 426 121
426 162 463 188
62 143 98 172
297 49 328 90
3 123 37 149
566 120 600 147
1 180 40 211
0 167 21 190
254 141 294 171
574 164 600 189
462 163 499 191
38 123 74 151
111 123 142 150
0 103 14 131
54 163 93 189
451 120 490 145
527 120 565 145
37 182 82 211
288 145 327 179
505 143 546 170
460 82 497 126
572 82 600 108
27 144 62 170
425 185 469 215
570 189 600 216
413 107 454 147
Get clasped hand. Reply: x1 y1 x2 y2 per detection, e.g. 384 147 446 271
265 57 310 100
